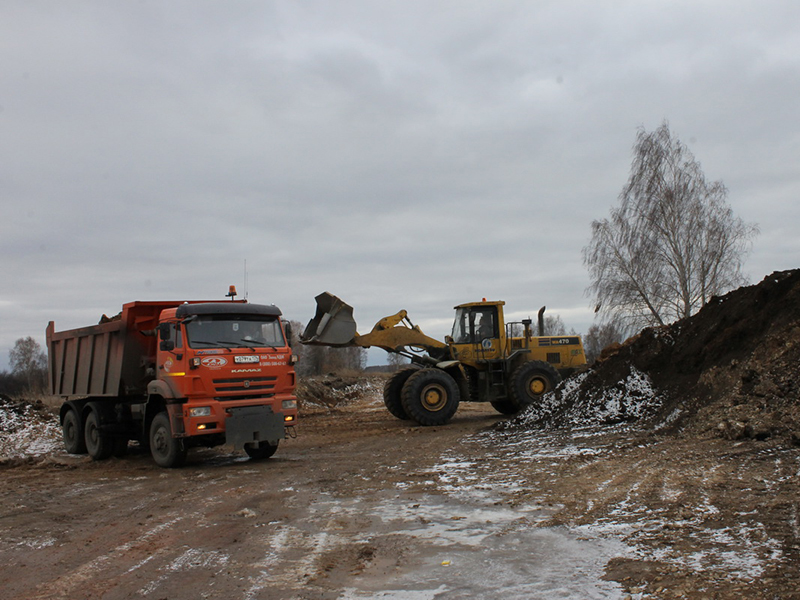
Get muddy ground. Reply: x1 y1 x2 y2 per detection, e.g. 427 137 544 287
1 382 798 600
2 270 800 599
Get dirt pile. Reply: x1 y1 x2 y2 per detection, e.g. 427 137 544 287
0 395 61 462
296 374 384 413
515 269 800 443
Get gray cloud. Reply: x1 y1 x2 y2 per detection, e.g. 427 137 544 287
2 0 797 369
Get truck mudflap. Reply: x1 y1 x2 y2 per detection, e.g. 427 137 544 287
225 406 285 450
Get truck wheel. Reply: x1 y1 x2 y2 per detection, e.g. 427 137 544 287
383 368 417 420
149 412 187 468
62 408 87 454
400 368 460 426
509 360 561 412
84 410 113 460
490 399 517 415
244 441 279 460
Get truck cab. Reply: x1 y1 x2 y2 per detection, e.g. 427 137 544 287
148 302 298 464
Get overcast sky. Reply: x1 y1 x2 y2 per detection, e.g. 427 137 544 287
2 0 798 370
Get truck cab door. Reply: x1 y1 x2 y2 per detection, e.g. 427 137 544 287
156 321 188 390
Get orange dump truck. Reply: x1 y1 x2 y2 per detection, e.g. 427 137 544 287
46 293 298 467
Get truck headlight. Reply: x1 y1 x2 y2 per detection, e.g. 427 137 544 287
189 406 212 417
282 400 297 410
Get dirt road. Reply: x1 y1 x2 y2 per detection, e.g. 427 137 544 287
1 383 798 600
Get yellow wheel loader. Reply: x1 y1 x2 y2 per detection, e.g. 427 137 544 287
301 292 587 426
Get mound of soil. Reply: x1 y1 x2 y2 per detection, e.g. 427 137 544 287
296 374 384 412
515 270 800 443
0 395 61 462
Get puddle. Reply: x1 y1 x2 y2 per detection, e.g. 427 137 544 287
300 494 630 599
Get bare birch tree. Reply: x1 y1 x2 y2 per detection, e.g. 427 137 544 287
9 336 48 393
582 318 634 364
584 122 758 329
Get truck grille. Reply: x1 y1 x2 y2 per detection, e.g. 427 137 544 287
213 375 277 399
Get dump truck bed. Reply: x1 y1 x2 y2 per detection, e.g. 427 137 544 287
46 301 185 398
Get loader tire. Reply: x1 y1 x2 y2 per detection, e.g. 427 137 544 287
62 408 87 455
509 360 561 412
150 412 187 468
84 409 113 461
400 368 459 426
383 368 418 420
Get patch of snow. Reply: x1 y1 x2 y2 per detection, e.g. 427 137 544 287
510 367 666 430
0 400 61 459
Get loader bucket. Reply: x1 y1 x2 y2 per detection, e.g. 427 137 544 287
301 292 358 346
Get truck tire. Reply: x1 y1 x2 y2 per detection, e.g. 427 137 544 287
383 368 417 420
149 412 187 468
244 441 279 460
508 360 561 412
84 409 113 460
400 368 460 426
490 399 518 415
62 408 87 454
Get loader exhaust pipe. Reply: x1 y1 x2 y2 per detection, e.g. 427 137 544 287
538 306 546 336
300 292 358 346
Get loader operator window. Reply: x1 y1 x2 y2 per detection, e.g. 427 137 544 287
451 307 496 343
474 310 495 341
185 315 285 349
452 308 471 343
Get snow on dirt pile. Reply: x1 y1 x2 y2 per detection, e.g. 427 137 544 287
514 367 667 430
515 269 800 442
0 395 61 461
296 374 383 412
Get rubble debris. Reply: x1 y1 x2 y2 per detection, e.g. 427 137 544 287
0 395 61 462
296 374 383 412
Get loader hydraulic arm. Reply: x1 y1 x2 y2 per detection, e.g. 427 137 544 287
357 313 447 355
301 292 449 358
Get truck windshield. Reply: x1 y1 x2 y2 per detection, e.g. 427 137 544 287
185 315 285 349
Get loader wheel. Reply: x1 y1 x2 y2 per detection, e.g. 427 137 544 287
150 412 187 468
84 410 113 461
245 441 279 460
383 368 418 420
490 399 518 415
509 360 561 412
62 408 87 454
400 368 460 426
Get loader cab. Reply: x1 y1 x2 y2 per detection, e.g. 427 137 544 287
450 301 506 362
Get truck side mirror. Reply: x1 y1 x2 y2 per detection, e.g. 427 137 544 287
158 323 175 351
283 320 293 346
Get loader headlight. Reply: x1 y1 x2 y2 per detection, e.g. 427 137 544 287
189 406 212 417
282 400 297 410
